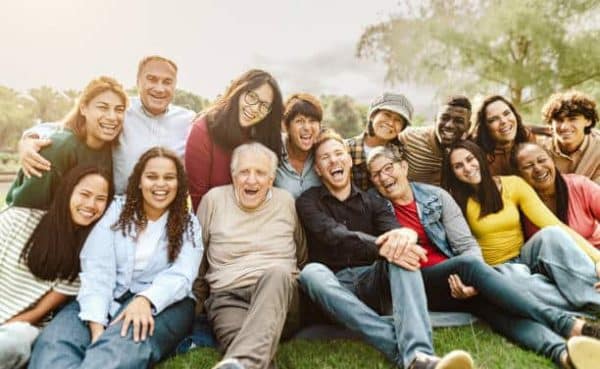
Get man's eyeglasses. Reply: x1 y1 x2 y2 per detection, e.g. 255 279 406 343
370 162 396 181
244 91 272 116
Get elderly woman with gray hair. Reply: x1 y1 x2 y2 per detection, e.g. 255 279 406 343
194 142 307 369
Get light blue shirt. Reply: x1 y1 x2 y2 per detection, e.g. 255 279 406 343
77 196 203 326
274 141 321 199
112 98 195 193
26 97 195 194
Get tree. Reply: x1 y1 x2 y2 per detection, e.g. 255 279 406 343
0 86 35 150
357 0 600 116
173 89 211 113
28 86 73 123
320 95 366 138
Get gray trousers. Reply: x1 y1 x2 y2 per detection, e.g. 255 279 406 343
206 266 298 369
0 322 40 369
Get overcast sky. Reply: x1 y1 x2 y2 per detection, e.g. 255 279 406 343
0 0 436 113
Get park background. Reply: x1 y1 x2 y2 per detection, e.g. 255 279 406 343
1 1 600 368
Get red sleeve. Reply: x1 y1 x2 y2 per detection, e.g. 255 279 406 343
185 117 213 212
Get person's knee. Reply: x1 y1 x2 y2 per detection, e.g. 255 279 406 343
299 263 334 288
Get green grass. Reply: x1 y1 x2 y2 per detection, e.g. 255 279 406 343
158 323 555 369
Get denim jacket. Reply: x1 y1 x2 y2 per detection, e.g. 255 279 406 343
373 182 482 259
77 196 204 326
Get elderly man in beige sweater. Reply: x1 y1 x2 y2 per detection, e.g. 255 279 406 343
194 142 307 369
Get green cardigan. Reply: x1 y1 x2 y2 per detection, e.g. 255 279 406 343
6 130 112 210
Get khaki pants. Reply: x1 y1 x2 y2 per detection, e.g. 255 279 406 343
206 266 299 369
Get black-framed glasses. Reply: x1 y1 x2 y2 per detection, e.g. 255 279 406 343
244 90 272 116
370 161 396 181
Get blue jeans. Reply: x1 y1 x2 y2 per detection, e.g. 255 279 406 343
299 261 433 368
28 297 194 369
422 254 570 365
517 226 600 309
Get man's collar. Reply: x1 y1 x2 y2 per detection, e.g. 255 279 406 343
138 99 170 118
552 134 589 158
318 182 363 201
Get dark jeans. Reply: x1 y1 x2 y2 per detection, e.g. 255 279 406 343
422 254 570 365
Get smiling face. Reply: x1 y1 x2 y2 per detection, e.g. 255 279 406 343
238 83 274 127
552 113 589 152
80 90 126 149
139 157 178 220
516 144 556 193
137 60 177 116
232 152 274 210
435 104 471 147
69 173 110 226
484 100 518 145
314 138 352 193
371 110 406 141
449 148 482 187
287 113 321 152
369 156 410 201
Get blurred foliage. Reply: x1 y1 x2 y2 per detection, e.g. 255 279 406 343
357 0 600 123
320 94 367 138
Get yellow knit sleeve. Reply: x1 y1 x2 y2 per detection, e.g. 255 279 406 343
510 176 600 263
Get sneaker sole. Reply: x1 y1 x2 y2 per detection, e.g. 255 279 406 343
568 336 600 369
437 350 474 369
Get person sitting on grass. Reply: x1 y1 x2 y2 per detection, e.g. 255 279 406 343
367 145 600 369
0 165 113 369
296 128 474 369
6 76 127 209
194 142 307 369
512 142 600 248
346 92 412 191
441 140 600 312
28 147 203 369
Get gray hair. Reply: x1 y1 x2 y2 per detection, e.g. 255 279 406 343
366 145 405 171
230 141 279 178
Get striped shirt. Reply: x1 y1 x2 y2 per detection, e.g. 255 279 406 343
398 127 444 186
0 207 79 324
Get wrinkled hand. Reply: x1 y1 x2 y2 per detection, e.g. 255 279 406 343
18 137 52 178
376 228 427 271
111 296 154 342
448 274 478 299
88 321 105 344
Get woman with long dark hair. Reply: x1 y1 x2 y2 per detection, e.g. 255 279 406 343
185 69 284 211
6 76 127 209
29 147 203 369
0 165 113 369
512 142 600 248
473 95 534 176
441 140 600 312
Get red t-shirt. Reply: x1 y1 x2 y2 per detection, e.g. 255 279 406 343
393 201 448 268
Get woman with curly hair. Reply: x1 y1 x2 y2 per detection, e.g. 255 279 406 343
538 90 600 184
185 69 284 211
0 165 112 369
6 76 127 209
29 147 203 369
472 95 535 176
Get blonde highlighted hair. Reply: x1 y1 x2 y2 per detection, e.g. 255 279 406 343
63 76 129 141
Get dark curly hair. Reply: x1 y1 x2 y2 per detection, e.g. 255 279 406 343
112 147 195 262
475 95 530 154
203 69 283 157
541 91 598 134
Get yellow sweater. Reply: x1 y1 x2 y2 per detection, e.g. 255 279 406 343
466 176 600 265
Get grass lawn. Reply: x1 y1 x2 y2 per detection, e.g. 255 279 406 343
158 323 555 369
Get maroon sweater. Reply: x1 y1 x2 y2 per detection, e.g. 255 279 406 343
185 117 233 212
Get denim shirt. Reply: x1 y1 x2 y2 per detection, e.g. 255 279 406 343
77 196 204 326
373 182 482 259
